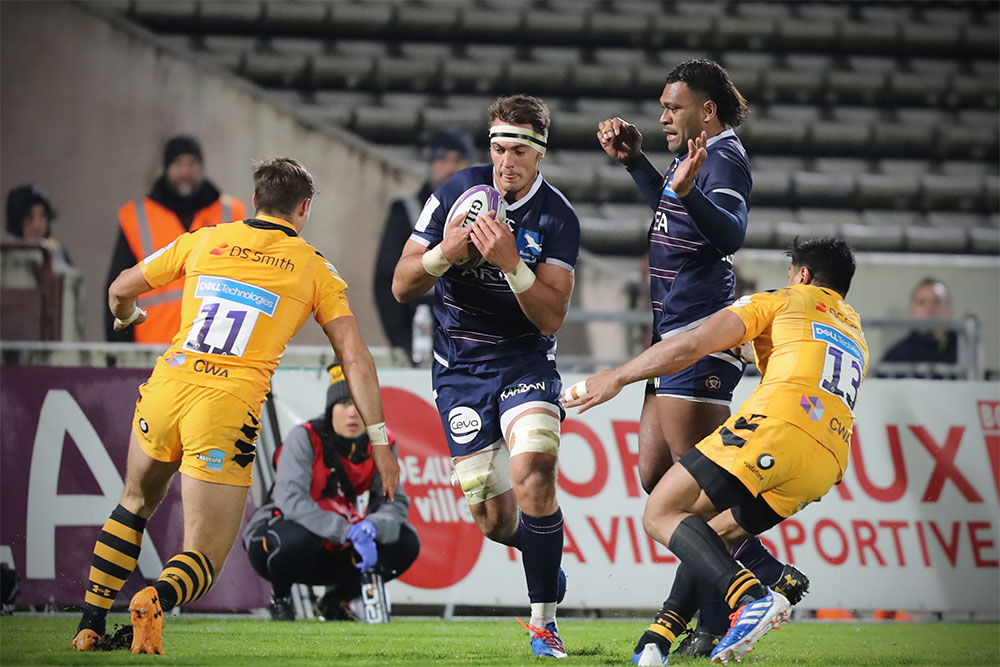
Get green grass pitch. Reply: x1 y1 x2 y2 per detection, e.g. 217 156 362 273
1 616 997 666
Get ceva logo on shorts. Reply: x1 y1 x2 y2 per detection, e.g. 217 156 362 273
448 406 482 445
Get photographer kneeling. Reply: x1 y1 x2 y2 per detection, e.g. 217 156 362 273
243 365 418 620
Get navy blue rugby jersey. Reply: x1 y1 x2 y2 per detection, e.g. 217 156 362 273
650 128 751 339
408 165 580 366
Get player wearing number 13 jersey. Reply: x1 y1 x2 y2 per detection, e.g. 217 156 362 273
72 159 399 656
564 239 867 665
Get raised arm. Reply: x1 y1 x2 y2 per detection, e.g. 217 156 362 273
322 315 399 499
671 132 748 255
597 117 663 210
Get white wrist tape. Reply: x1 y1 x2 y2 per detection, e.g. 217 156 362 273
504 259 536 294
421 245 452 277
115 305 146 327
562 380 588 402
367 422 389 446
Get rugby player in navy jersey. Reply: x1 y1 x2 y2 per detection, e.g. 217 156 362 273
393 95 579 659
597 60 807 661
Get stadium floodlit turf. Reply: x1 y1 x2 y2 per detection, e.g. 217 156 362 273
1 616 997 666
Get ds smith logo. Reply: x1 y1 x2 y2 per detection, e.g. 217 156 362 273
214 244 295 272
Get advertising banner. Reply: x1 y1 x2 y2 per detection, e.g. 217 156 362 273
2 365 997 612
0 366 269 611
271 369 1000 612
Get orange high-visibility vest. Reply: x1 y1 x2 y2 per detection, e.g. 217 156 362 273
118 195 246 343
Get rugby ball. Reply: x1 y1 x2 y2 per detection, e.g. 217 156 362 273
445 184 508 267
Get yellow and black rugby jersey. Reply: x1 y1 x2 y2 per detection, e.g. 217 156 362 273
725 284 869 473
139 214 353 407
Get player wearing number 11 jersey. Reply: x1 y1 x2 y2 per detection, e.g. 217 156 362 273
72 158 399 655
563 238 867 665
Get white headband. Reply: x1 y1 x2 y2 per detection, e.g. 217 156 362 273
489 124 548 155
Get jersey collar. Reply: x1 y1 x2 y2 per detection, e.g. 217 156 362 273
245 214 299 237
675 127 737 162
706 127 736 148
495 171 544 212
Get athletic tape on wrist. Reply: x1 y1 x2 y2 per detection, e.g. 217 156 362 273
504 259 536 294
367 422 389 446
115 305 146 327
421 245 452 277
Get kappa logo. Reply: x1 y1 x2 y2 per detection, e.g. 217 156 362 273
209 243 229 256
448 406 482 445
800 395 824 421
757 453 775 470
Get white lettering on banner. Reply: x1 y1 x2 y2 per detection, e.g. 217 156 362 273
26 390 163 579
270 370 1000 611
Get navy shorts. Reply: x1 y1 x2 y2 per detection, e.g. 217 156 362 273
645 350 745 405
432 354 565 457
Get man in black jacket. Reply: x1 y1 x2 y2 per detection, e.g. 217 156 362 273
373 127 474 364
243 366 418 621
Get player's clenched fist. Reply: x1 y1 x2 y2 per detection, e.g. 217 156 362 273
597 117 643 167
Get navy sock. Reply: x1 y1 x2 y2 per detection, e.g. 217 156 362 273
735 537 784 586
502 519 524 551
519 508 563 603
697 595 732 635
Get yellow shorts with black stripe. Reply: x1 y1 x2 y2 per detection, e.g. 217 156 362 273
695 412 841 518
133 375 260 487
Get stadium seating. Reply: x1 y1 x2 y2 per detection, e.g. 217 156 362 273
100 0 999 255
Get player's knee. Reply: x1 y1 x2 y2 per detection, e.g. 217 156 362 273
452 446 513 506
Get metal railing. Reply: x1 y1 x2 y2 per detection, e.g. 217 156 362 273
0 313 984 379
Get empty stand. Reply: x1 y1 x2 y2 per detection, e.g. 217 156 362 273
103 0 998 255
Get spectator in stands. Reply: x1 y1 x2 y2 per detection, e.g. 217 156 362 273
882 277 957 364
105 135 246 343
373 127 474 365
242 365 418 622
5 184 72 265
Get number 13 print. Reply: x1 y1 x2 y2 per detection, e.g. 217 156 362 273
820 345 863 411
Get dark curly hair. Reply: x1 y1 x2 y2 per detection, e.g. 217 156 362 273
787 237 856 297
665 59 749 128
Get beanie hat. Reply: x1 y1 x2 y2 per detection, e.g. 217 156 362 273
428 126 475 162
163 135 203 170
6 185 55 238
325 363 351 410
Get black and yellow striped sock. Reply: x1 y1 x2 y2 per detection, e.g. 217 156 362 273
648 608 689 644
153 551 215 611
78 504 146 634
725 567 766 609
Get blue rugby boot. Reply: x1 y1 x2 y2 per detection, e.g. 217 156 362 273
517 618 567 659
710 589 790 664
